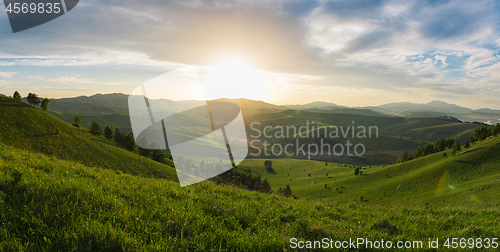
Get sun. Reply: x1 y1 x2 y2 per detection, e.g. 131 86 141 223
202 57 269 101
215 57 252 75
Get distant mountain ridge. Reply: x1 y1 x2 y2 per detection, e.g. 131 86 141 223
12 92 499 125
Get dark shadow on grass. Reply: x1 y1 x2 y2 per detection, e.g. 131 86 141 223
265 169 277 175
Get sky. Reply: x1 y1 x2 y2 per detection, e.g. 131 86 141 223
0 0 500 109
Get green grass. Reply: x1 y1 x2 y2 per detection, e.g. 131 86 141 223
0 96 176 179
240 136 500 209
1 142 500 251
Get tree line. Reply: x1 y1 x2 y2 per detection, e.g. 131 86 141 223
397 123 500 163
12 91 50 111
74 117 170 164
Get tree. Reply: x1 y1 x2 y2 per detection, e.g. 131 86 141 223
124 132 136 151
234 176 242 187
114 128 124 145
397 150 411 163
13 91 22 101
354 167 360 175
283 184 292 197
468 135 476 144
464 141 470 151
27 93 41 107
445 138 454 149
414 147 423 159
434 137 447 152
264 160 273 171
261 178 271 193
423 143 434 156
73 116 81 127
89 121 101 136
104 125 114 141
148 142 165 163
451 141 461 156
40 98 50 111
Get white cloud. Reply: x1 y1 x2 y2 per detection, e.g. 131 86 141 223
0 72 17 78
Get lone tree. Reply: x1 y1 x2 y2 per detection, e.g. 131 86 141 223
41 98 50 111
73 116 81 127
89 121 101 136
355 167 360 175
283 184 292 197
27 93 41 107
13 91 22 101
104 125 114 141
264 160 273 171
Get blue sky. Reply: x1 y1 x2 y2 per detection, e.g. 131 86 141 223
0 0 499 109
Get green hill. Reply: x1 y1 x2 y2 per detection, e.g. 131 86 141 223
0 96 176 179
240 135 500 208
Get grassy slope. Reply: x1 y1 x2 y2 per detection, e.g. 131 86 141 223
240 136 500 208
0 96 176 179
2 143 499 251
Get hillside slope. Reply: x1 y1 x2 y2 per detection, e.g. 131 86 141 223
242 136 500 208
1 142 499 251
0 96 176 179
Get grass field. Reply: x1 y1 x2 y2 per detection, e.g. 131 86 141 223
239 136 500 208
2 141 500 251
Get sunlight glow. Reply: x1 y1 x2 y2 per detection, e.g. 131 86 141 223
201 57 269 101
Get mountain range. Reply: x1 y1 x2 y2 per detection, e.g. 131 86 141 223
21 92 498 125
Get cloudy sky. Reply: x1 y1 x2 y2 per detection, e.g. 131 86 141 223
0 0 499 109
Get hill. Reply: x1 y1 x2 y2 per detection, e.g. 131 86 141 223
240 135 500 207
2 138 499 251
0 96 176 179
245 110 480 164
